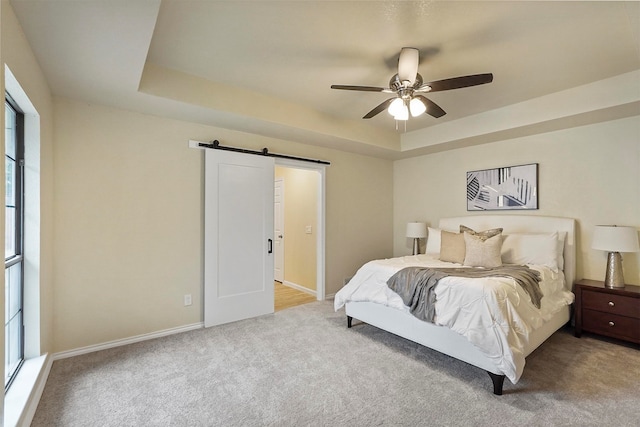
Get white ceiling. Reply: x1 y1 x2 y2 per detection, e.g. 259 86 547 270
10 0 640 158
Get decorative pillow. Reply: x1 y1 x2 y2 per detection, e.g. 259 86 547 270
460 225 503 241
439 231 465 264
425 227 441 254
463 232 503 268
501 232 559 271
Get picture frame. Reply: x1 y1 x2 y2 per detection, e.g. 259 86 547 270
466 163 538 211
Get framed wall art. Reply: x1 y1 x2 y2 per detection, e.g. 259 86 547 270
466 163 538 211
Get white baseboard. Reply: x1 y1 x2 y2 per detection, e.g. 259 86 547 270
52 322 204 361
283 280 316 296
281 280 334 300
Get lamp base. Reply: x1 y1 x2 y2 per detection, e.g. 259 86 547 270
412 238 420 255
604 252 625 288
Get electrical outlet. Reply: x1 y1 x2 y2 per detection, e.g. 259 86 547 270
305 225 312 234
184 294 192 306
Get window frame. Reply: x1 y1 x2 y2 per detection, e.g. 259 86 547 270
5 93 25 391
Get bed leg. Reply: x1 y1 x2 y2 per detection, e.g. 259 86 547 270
487 372 505 395
347 316 353 328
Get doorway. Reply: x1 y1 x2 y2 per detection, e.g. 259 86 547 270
274 177 284 282
274 160 325 308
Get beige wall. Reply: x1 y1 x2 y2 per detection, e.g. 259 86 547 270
52 97 394 352
393 116 640 285
275 166 318 291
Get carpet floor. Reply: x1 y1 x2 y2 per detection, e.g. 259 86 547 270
32 301 639 426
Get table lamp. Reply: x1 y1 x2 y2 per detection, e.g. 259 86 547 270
591 225 640 288
406 222 427 255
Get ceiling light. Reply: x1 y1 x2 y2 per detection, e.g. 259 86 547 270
388 98 405 117
393 104 409 121
409 98 427 117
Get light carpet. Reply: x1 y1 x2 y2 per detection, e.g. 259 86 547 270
32 301 639 426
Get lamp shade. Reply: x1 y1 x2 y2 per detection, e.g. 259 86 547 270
388 98 404 117
409 97 427 117
406 222 427 238
393 105 409 121
592 225 640 253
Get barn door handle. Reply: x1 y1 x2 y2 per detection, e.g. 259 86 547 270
268 239 273 254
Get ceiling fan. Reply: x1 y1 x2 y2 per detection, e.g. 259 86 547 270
330 47 493 121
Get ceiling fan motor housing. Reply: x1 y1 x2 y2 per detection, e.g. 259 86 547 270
389 73 426 93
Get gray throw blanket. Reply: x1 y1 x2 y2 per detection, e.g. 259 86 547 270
387 265 543 323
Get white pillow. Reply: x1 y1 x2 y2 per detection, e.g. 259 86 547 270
426 227 441 254
501 232 559 271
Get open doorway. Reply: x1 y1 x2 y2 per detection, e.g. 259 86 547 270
274 161 325 311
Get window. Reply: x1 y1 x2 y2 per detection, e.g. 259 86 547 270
5 95 25 390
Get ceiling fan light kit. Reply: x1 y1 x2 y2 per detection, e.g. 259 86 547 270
387 97 426 121
331 47 493 124
409 98 427 117
388 98 406 119
393 103 409 120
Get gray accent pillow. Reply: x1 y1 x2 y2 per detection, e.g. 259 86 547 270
463 232 503 268
439 231 465 264
460 225 503 241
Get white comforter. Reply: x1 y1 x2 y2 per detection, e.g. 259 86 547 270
334 254 574 383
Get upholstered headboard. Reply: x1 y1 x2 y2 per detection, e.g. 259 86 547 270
439 215 576 289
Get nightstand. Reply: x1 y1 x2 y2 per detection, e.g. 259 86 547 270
574 279 640 344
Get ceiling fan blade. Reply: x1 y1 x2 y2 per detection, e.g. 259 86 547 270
331 84 388 92
397 47 419 85
420 73 493 92
363 98 395 119
415 95 446 118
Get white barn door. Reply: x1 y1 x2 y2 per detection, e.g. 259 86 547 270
204 150 275 327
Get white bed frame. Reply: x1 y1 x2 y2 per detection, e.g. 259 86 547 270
345 215 576 395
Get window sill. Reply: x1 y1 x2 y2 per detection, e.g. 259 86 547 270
4 354 50 427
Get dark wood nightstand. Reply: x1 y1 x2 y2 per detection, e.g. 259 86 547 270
574 279 640 344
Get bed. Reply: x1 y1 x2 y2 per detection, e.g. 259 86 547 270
335 215 576 395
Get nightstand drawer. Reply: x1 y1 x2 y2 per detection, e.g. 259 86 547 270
582 309 640 342
582 290 640 319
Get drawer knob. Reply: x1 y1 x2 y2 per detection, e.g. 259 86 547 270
609 321 615 327
608 301 615 307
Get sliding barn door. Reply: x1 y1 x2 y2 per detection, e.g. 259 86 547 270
204 150 275 327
